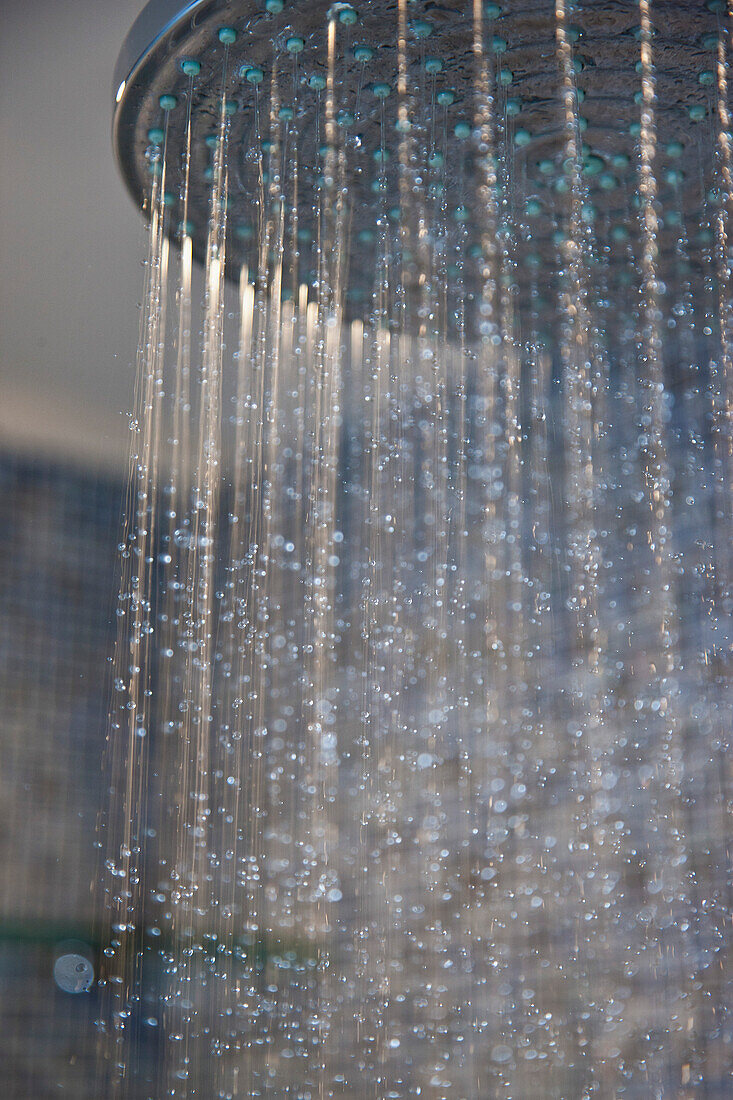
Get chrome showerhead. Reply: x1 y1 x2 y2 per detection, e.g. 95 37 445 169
113 0 724 340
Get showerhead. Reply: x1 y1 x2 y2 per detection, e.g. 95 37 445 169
113 0 724 339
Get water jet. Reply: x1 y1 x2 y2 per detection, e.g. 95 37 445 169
99 2 732 1096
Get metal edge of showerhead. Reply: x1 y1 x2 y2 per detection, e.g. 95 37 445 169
111 0 364 273
113 0 207 112
112 0 219 221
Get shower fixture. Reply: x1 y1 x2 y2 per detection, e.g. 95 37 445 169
113 0 725 340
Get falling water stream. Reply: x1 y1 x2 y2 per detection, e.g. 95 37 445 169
99 2 732 1097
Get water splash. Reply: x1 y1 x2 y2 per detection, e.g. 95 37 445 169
99 3 733 1096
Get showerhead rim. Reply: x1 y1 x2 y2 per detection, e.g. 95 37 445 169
112 0 216 220
113 0 210 113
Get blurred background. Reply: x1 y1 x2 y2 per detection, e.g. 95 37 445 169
1 2 146 1094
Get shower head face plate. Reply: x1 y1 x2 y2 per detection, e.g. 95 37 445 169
114 0 724 333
